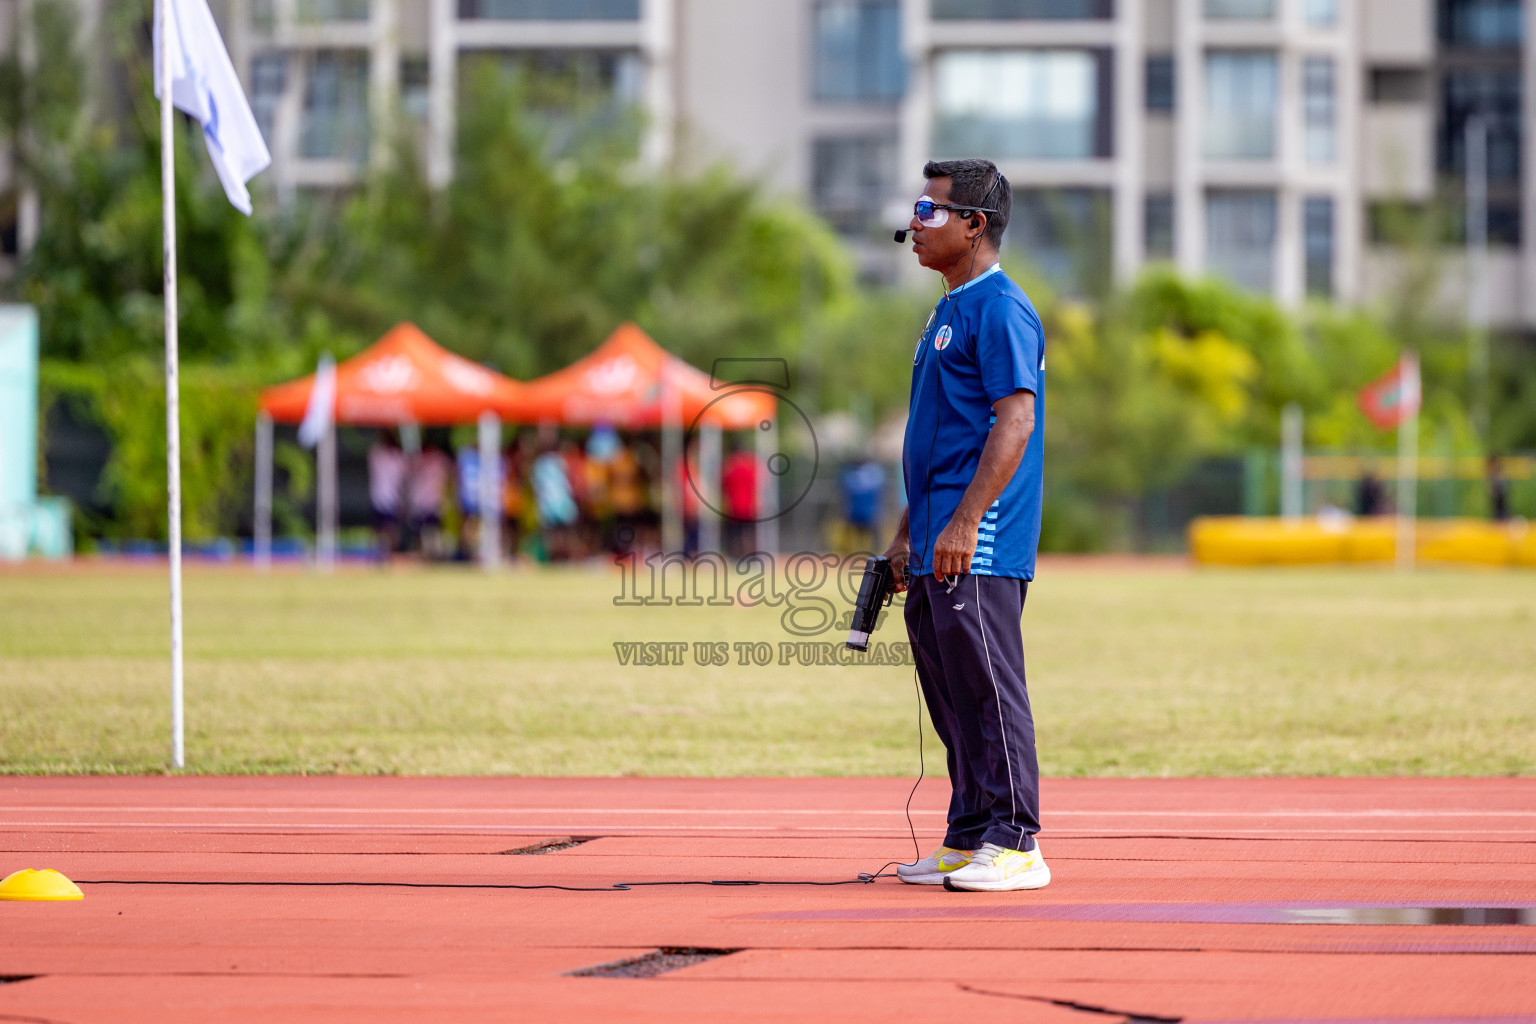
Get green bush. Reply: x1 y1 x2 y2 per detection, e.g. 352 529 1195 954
39 360 269 542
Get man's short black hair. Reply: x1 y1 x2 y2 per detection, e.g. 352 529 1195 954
923 158 1011 248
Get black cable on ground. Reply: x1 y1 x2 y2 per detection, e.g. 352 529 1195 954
850 664 930 884
77 675 933 895
75 878 881 891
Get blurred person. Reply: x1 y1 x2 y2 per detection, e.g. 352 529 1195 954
634 437 664 552
1355 464 1386 517
840 457 887 552
410 435 454 559
1487 455 1511 522
721 441 759 557
501 438 529 560
585 426 620 553
676 441 702 557
455 442 491 563
608 436 646 553
587 424 621 465
455 444 477 562
532 443 578 561
882 160 1050 893
367 429 407 563
559 439 590 558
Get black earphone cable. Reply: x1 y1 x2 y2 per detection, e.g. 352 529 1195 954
915 226 987 576
877 202 992 879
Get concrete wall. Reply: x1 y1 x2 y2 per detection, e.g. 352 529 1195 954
675 0 808 188
1361 106 1435 199
1361 0 1433 64
1362 248 1526 328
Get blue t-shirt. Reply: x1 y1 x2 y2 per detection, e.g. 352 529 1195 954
903 265 1045 581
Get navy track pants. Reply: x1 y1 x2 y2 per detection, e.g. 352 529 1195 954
904 573 1040 852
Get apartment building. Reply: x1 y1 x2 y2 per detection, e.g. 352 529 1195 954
227 0 674 190
1 1 1530 325
691 0 1531 321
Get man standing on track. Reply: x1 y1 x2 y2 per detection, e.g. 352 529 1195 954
884 159 1049 893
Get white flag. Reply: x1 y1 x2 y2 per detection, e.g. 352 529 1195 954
298 354 337 449
154 0 272 215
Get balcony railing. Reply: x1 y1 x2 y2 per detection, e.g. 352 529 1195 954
457 0 640 19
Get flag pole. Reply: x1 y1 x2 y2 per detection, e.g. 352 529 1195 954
160 0 186 768
1396 352 1419 573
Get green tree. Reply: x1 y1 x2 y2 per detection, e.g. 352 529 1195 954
297 66 854 381
3 0 308 366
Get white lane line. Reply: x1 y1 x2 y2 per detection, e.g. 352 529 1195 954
0 820 937 833
6 807 1536 817
5 820 1536 836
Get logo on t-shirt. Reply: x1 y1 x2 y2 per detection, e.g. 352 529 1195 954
934 325 953 351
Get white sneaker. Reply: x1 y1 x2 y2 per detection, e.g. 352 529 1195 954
942 841 1050 892
895 845 976 886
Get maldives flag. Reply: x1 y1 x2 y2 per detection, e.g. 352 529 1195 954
1357 354 1421 430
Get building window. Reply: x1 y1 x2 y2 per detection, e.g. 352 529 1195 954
1439 68 1522 182
1303 56 1336 164
457 0 640 18
1144 193 1174 260
401 58 430 122
1146 55 1175 112
297 0 369 21
934 49 1108 159
1008 188 1113 297
1304 196 1334 297
250 53 287 144
812 135 897 234
1367 198 1521 246
465 49 642 155
1438 0 1523 48
813 2 903 103
476 49 643 109
1204 0 1274 19
250 0 276 30
932 0 1113 16
1369 67 1429 104
300 51 369 161
1204 51 1277 160
1304 0 1338 26
1474 201 1523 245
1206 190 1276 293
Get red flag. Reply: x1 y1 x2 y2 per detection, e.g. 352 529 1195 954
1357 355 1421 430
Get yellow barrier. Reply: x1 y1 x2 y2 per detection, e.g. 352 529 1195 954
1189 517 1534 567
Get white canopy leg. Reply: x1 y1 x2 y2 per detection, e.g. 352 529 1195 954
478 411 500 571
755 414 779 555
254 411 273 571
661 369 684 554
317 420 337 572
698 421 722 556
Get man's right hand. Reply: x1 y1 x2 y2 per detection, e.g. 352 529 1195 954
883 508 912 593
882 538 910 593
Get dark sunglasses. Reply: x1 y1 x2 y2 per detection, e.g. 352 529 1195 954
914 199 1001 223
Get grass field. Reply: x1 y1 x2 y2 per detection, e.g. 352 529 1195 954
2 559 1534 776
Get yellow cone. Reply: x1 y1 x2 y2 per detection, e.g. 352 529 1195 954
0 869 84 901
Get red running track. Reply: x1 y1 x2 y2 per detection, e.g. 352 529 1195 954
2 776 1534 1023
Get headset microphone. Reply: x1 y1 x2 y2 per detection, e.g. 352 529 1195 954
894 229 909 243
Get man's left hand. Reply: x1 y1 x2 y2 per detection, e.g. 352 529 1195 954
932 515 978 579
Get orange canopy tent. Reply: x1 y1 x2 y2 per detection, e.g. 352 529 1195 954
254 323 524 571
259 322 525 426
503 323 780 555
503 323 775 430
